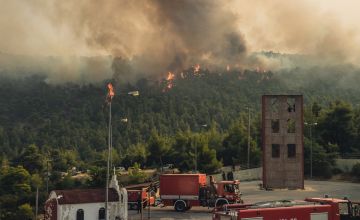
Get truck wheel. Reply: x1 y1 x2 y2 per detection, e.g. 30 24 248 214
174 200 186 212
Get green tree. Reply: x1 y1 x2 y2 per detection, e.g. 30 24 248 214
319 101 355 154
55 175 75 190
122 143 148 168
304 138 337 178
51 149 68 171
148 130 170 168
169 131 194 171
0 166 32 219
15 144 44 174
222 119 246 166
16 203 34 220
1 166 31 195
198 143 222 174
87 167 106 187
312 101 322 118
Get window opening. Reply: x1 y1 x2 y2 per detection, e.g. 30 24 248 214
287 144 296 158
272 144 280 158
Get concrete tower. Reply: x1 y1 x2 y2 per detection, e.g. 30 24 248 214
262 95 304 189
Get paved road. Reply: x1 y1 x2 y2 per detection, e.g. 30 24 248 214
242 180 360 203
128 180 360 220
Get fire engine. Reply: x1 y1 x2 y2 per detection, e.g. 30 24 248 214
160 174 242 212
125 183 156 210
213 197 360 220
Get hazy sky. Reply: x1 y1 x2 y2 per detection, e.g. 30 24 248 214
233 0 360 57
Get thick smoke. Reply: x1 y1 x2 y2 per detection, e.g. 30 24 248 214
47 0 248 82
1 0 360 83
233 0 360 69
0 0 247 83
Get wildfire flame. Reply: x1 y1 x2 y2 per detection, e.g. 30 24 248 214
163 71 175 91
193 64 200 74
166 71 175 81
106 83 115 103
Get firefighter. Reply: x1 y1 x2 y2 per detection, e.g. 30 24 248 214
222 171 226 180
227 171 234 180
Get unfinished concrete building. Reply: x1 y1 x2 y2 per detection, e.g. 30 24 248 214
262 95 304 189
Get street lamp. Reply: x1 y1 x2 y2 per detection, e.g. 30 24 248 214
128 91 139 96
304 122 317 179
247 107 251 169
105 87 139 220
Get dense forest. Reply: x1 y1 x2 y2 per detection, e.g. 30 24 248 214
1 64 360 218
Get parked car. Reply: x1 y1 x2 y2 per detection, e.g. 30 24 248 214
162 164 174 170
117 167 126 172
128 166 142 173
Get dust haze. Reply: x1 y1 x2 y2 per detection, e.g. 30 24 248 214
0 0 360 83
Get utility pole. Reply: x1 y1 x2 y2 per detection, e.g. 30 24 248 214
195 124 208 172
247 107 251 169
195 139 197 172
310 124 312 179
305 122 317 179
46 160 49 194
35 186 39 220
105 101 111 220
148 189 151 220
105 83 115 220
46 159 51 194
110 123 113 171
141 198 143 220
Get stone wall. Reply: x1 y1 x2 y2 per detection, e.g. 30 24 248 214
336 159 360 172
208 167 263 183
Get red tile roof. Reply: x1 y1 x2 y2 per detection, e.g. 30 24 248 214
54 188 119 205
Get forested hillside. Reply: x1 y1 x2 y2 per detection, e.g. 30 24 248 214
1 65 360 218
1 65 360 165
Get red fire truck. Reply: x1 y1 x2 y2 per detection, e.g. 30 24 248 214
212 197 360 220
127 189 155 210
160 174 242 212
125 183 156 210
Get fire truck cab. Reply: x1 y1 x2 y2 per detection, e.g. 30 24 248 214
305 198 360 220
200 180 242 207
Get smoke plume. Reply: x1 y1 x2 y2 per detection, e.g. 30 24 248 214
1 0 360 83
47 0 248 82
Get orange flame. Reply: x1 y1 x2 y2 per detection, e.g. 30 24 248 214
166 72 175 81
107 83 115 103
193 64 200 74
163 72 175 92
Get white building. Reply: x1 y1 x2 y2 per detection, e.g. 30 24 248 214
45 175 127 220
